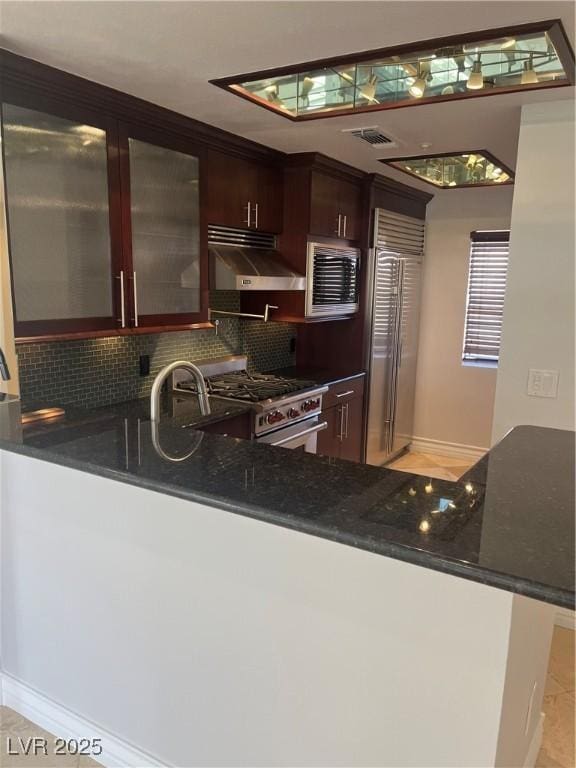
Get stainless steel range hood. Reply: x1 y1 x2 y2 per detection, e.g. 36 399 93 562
209 225 305 291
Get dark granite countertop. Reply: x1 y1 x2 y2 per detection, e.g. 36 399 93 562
0 397 573 609
268 366 366 387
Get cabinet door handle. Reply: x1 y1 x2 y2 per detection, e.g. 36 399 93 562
244 201 252 227
254 202 259 229
344 402 349 439
116 270 126 328
343 215 347 238
132 271 139 327
335 390 355 399
338 405 345 442
336 214 341 237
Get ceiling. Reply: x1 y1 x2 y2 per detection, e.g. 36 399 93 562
0 1 574 193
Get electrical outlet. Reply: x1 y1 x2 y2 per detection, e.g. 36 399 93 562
527 369 559 398
139 355 150 376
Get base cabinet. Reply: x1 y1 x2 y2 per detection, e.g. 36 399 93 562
199 412 251 440
317 377 365 463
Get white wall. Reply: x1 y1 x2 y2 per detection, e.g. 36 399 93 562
413 186 514 451
1 450 550 768
492 100 575 442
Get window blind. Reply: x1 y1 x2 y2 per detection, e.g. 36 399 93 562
462 230 510 363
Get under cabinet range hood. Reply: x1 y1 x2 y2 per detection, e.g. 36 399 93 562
208 225 305 291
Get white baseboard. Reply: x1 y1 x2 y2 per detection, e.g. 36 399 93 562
555 609 576 630
523 712 545 768
409 436 488 463
1 673 169 768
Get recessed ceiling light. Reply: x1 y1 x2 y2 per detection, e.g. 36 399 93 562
381 151 515 189
211 20 574 120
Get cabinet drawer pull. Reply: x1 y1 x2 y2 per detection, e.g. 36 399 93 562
335 390 355 398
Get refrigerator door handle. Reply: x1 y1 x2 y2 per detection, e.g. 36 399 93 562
388 260 405 453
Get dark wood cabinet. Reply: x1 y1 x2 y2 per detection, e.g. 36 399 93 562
310 170 362 241
118 123 208 330
317 376 365 463
2 90 211 340
1 91 125 340
198 411 251 440
206 149 283 233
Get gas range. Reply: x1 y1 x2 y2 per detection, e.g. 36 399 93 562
172 356 328 439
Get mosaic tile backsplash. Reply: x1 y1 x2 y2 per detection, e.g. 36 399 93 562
17 292 297 408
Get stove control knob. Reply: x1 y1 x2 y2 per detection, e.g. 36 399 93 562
302 399 319 412
267 410 284 425
288 408 300 419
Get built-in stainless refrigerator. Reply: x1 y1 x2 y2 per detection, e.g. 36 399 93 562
365 209 425 466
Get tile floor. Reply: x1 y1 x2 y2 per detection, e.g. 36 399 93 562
537 626 576 768
387 449 476 481
1 628 573 767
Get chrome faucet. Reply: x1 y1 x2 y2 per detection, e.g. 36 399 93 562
150 360 210 422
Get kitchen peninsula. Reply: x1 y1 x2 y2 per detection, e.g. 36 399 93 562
0 396 573 767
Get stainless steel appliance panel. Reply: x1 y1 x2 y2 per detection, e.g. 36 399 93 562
256 415 327 453
306 242 360 318
366 209 425 466
391 256 423 456
365 254 400 465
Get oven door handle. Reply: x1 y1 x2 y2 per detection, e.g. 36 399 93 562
268 420 328 447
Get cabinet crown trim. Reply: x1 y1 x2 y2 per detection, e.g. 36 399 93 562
285 152 366 184
0 48 283 164
367 173 434 204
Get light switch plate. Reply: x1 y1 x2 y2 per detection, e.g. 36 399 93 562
527 369 559 398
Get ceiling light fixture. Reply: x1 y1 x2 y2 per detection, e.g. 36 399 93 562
467 55 484 89
212 20 574 120
521 54 539 85
381 150 515 189
299 76 315 107
409 66 427 98
360 73 379 103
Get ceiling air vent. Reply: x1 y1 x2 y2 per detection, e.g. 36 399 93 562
343 126 397 147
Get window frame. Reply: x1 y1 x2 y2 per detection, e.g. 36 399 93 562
462 229 510 367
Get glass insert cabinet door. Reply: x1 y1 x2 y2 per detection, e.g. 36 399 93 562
122 128 204 327
1 100 121 337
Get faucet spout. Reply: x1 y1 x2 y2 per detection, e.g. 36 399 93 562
150 360 210 422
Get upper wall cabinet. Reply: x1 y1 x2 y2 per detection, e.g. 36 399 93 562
118 124 207 330
1 99 123 339
310 170 363 241
1 89 208 339
206 149 283 233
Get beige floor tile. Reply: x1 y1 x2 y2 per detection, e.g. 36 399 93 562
0 732 79 768
548 627 576 693
546 673 567 697
397 465 460 481
390 453 441 469
388 451 473 481
430 454 476 468
0 709 104 768
541 691 575 768
536 744 566 767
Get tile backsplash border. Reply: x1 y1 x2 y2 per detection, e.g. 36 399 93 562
17 292 297 408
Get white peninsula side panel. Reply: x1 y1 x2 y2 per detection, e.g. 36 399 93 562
0 451 554 767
